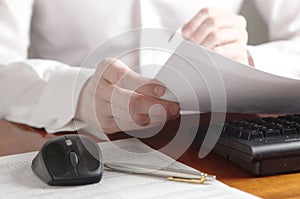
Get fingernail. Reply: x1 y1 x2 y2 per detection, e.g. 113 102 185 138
169 104 179 115
154 85 165 97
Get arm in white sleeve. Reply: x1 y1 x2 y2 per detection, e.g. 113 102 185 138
248 0 300 79
0 1 94 133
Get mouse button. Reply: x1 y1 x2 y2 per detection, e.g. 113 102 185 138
75 137 101 172
31 151 53 184
44 143 68 177
69 151 79 166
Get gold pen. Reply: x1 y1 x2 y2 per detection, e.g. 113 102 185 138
104 162 216 184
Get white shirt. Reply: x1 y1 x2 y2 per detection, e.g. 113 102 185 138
0 0 300 133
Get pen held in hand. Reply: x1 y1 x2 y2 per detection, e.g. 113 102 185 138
104 162 216 184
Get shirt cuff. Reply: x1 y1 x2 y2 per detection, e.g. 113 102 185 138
36 66 95 133
4 60 95 133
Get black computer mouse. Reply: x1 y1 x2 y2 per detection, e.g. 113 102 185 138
31 134 103 186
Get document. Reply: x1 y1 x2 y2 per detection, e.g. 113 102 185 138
0 138 259 198
152 31 300 113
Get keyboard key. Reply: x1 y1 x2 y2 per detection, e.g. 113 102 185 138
231 120 249 127
272 123 284 133
241 130 264 140
224 126 243 138
282 127 298 135
292 124 300 133
265 129 281 137
292 115 300 123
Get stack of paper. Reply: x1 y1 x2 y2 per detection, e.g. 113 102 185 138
140 29 300 113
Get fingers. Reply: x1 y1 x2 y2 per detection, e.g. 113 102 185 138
96 92 178 133
126 75 166 98
189 16 237 44
94 58 129 84
119 71 166 98
93 59 180 133
129 92 179 116
96 76 169 117
108 84 179 118
97 117 120 134
213 42 248 64
182 7 247 47
95 58 166 98
201 28 247 49
182 7 248 64
183 8 229 38
95 100 112 117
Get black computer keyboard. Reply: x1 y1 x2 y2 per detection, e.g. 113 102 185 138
213 114 300 176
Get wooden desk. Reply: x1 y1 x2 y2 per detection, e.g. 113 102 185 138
1 116 300 199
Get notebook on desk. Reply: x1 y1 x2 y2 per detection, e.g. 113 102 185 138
0 138 258 198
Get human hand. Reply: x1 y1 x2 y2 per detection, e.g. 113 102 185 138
75 58 180 134
182 7 250 65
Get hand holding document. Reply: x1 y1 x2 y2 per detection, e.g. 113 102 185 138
153 30 300 114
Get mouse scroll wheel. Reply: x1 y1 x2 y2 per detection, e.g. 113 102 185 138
66 139 72 146
69 152 79 166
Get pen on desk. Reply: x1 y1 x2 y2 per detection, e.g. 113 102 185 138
104 162 216 184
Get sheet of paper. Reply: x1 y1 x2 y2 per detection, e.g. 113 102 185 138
0 138 259 199
153 32 300 113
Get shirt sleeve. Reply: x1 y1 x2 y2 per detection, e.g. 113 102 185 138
248 0 300 79
0 1 94 133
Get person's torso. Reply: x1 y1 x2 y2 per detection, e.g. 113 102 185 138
29 0 243 66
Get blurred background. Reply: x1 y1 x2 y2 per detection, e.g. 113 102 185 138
240 0 268 45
